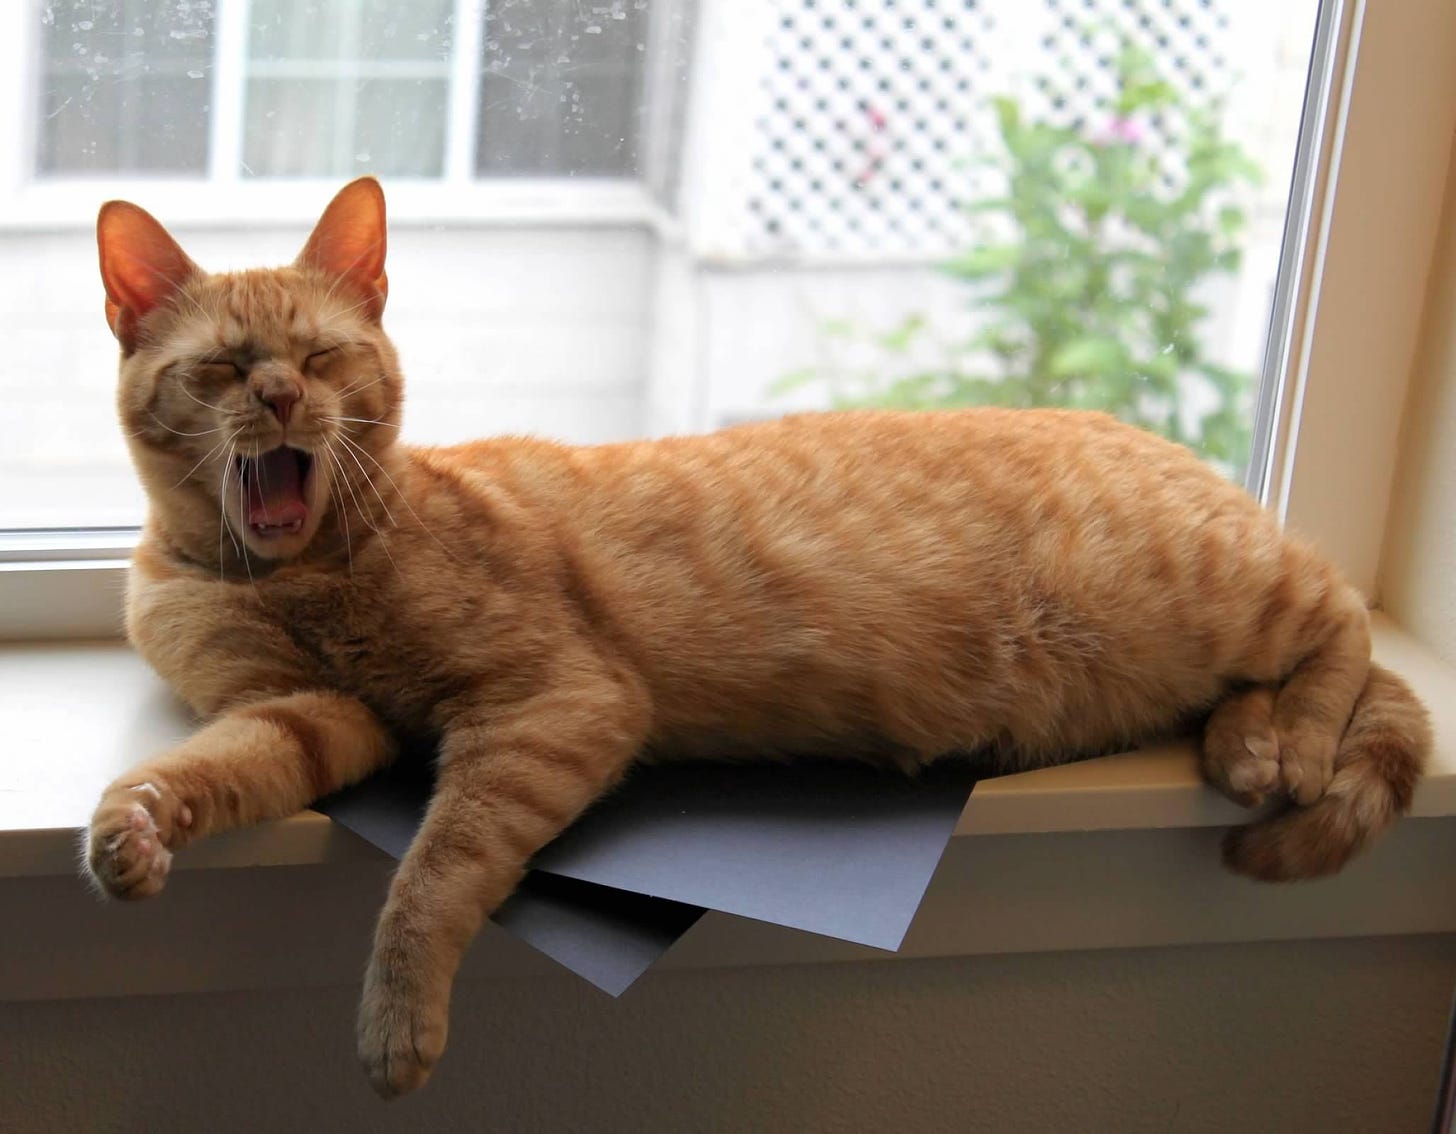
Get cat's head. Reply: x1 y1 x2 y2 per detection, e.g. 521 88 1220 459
98 177 402 564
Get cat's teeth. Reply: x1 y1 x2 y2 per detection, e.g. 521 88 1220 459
251 519 304 537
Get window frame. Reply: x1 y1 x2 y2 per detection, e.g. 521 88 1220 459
2 0 1453 640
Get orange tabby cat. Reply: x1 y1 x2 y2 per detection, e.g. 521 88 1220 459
84 177 1429 1098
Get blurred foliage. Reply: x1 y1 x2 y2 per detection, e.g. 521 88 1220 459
776 41 1263 475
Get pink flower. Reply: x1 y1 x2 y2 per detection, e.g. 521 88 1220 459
1100 115 1143 145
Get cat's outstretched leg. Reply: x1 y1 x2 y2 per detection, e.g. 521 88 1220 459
357 664 649 1099
84 691 394 899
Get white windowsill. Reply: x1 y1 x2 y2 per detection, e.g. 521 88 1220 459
2 614 1454 1004
0 178 674 232
4 613 1454 871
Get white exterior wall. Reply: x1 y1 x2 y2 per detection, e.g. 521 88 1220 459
0 223 655 528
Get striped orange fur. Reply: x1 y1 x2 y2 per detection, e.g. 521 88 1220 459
84 178 1430 1098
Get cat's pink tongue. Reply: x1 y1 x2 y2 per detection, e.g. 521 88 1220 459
246 448 307 526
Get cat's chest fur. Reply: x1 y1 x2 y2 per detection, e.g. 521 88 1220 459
262 566 487 731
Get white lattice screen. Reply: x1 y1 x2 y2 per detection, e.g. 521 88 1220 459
719 0 1238 259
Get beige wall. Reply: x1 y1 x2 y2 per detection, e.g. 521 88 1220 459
1381 135 1456 662
3 934 1453 1134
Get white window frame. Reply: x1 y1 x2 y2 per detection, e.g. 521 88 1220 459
0 0 662 229
2 0 1454 640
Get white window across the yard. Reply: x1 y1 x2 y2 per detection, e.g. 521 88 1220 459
36 0 648 181
9 0 1433 628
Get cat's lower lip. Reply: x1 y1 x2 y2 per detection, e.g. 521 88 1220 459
250 518 305 538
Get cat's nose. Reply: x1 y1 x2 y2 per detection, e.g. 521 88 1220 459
255 381 303 425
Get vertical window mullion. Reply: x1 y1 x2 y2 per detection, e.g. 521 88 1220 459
334 0 363 176
210 0 249 180
445 0 485 184
0 0 32 191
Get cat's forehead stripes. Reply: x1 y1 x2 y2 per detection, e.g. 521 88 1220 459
178 269 332 356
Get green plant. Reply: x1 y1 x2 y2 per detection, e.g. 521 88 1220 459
776 42 1263 475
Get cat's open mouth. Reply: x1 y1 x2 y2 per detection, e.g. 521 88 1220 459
237 446 315 539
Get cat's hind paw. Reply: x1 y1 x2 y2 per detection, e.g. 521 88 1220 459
83 780 191 900
1203 686 1281 807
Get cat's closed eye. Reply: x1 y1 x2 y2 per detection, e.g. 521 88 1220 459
195 359 242 380
304 347 338 371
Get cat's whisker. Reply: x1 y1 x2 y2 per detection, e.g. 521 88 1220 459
175 383 229 416
323 437 403 579
333 433 398 529
172 426 246 489
234 451 258 592
324 415 401 430
147 410 228 439
334 371 389 402
335 432 459 562
321 437 369 535
218 441 244 565
318 439 353 578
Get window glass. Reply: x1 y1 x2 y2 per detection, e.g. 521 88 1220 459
476 0 647 176
37 0 213 174
243 0 454 178
5 0 1322 532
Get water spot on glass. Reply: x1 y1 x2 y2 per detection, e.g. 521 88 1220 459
186 69 204 79
76 20 93 31
584 25 602 35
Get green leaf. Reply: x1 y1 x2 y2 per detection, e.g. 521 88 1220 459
877 315 926 352
767 367 820 396
1048 337 1128 378
1217 205 1245 237
991 95 1020 141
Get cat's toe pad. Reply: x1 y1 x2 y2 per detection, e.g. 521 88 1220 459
1204 732 1281 808
85 782 187 899
1225 742 1280 802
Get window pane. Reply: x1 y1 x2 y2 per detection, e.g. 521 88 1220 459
36 0 213 175
248 0 352 62
354 80 449 177
243 78 339 178
477 1 645 176
357 0 454 62
242 0 452 178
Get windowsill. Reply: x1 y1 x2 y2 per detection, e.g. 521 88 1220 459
2 614 1454 1003
3 613 1454 875
0 178 673 233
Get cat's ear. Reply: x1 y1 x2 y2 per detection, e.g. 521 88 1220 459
96 200 200 353
296 177 388 320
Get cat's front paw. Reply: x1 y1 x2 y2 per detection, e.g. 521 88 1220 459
357 962 449 1099
84 779 192 900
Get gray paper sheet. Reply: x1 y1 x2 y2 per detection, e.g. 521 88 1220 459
314 754 976 990
494 873 703 996
532 759 977 952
